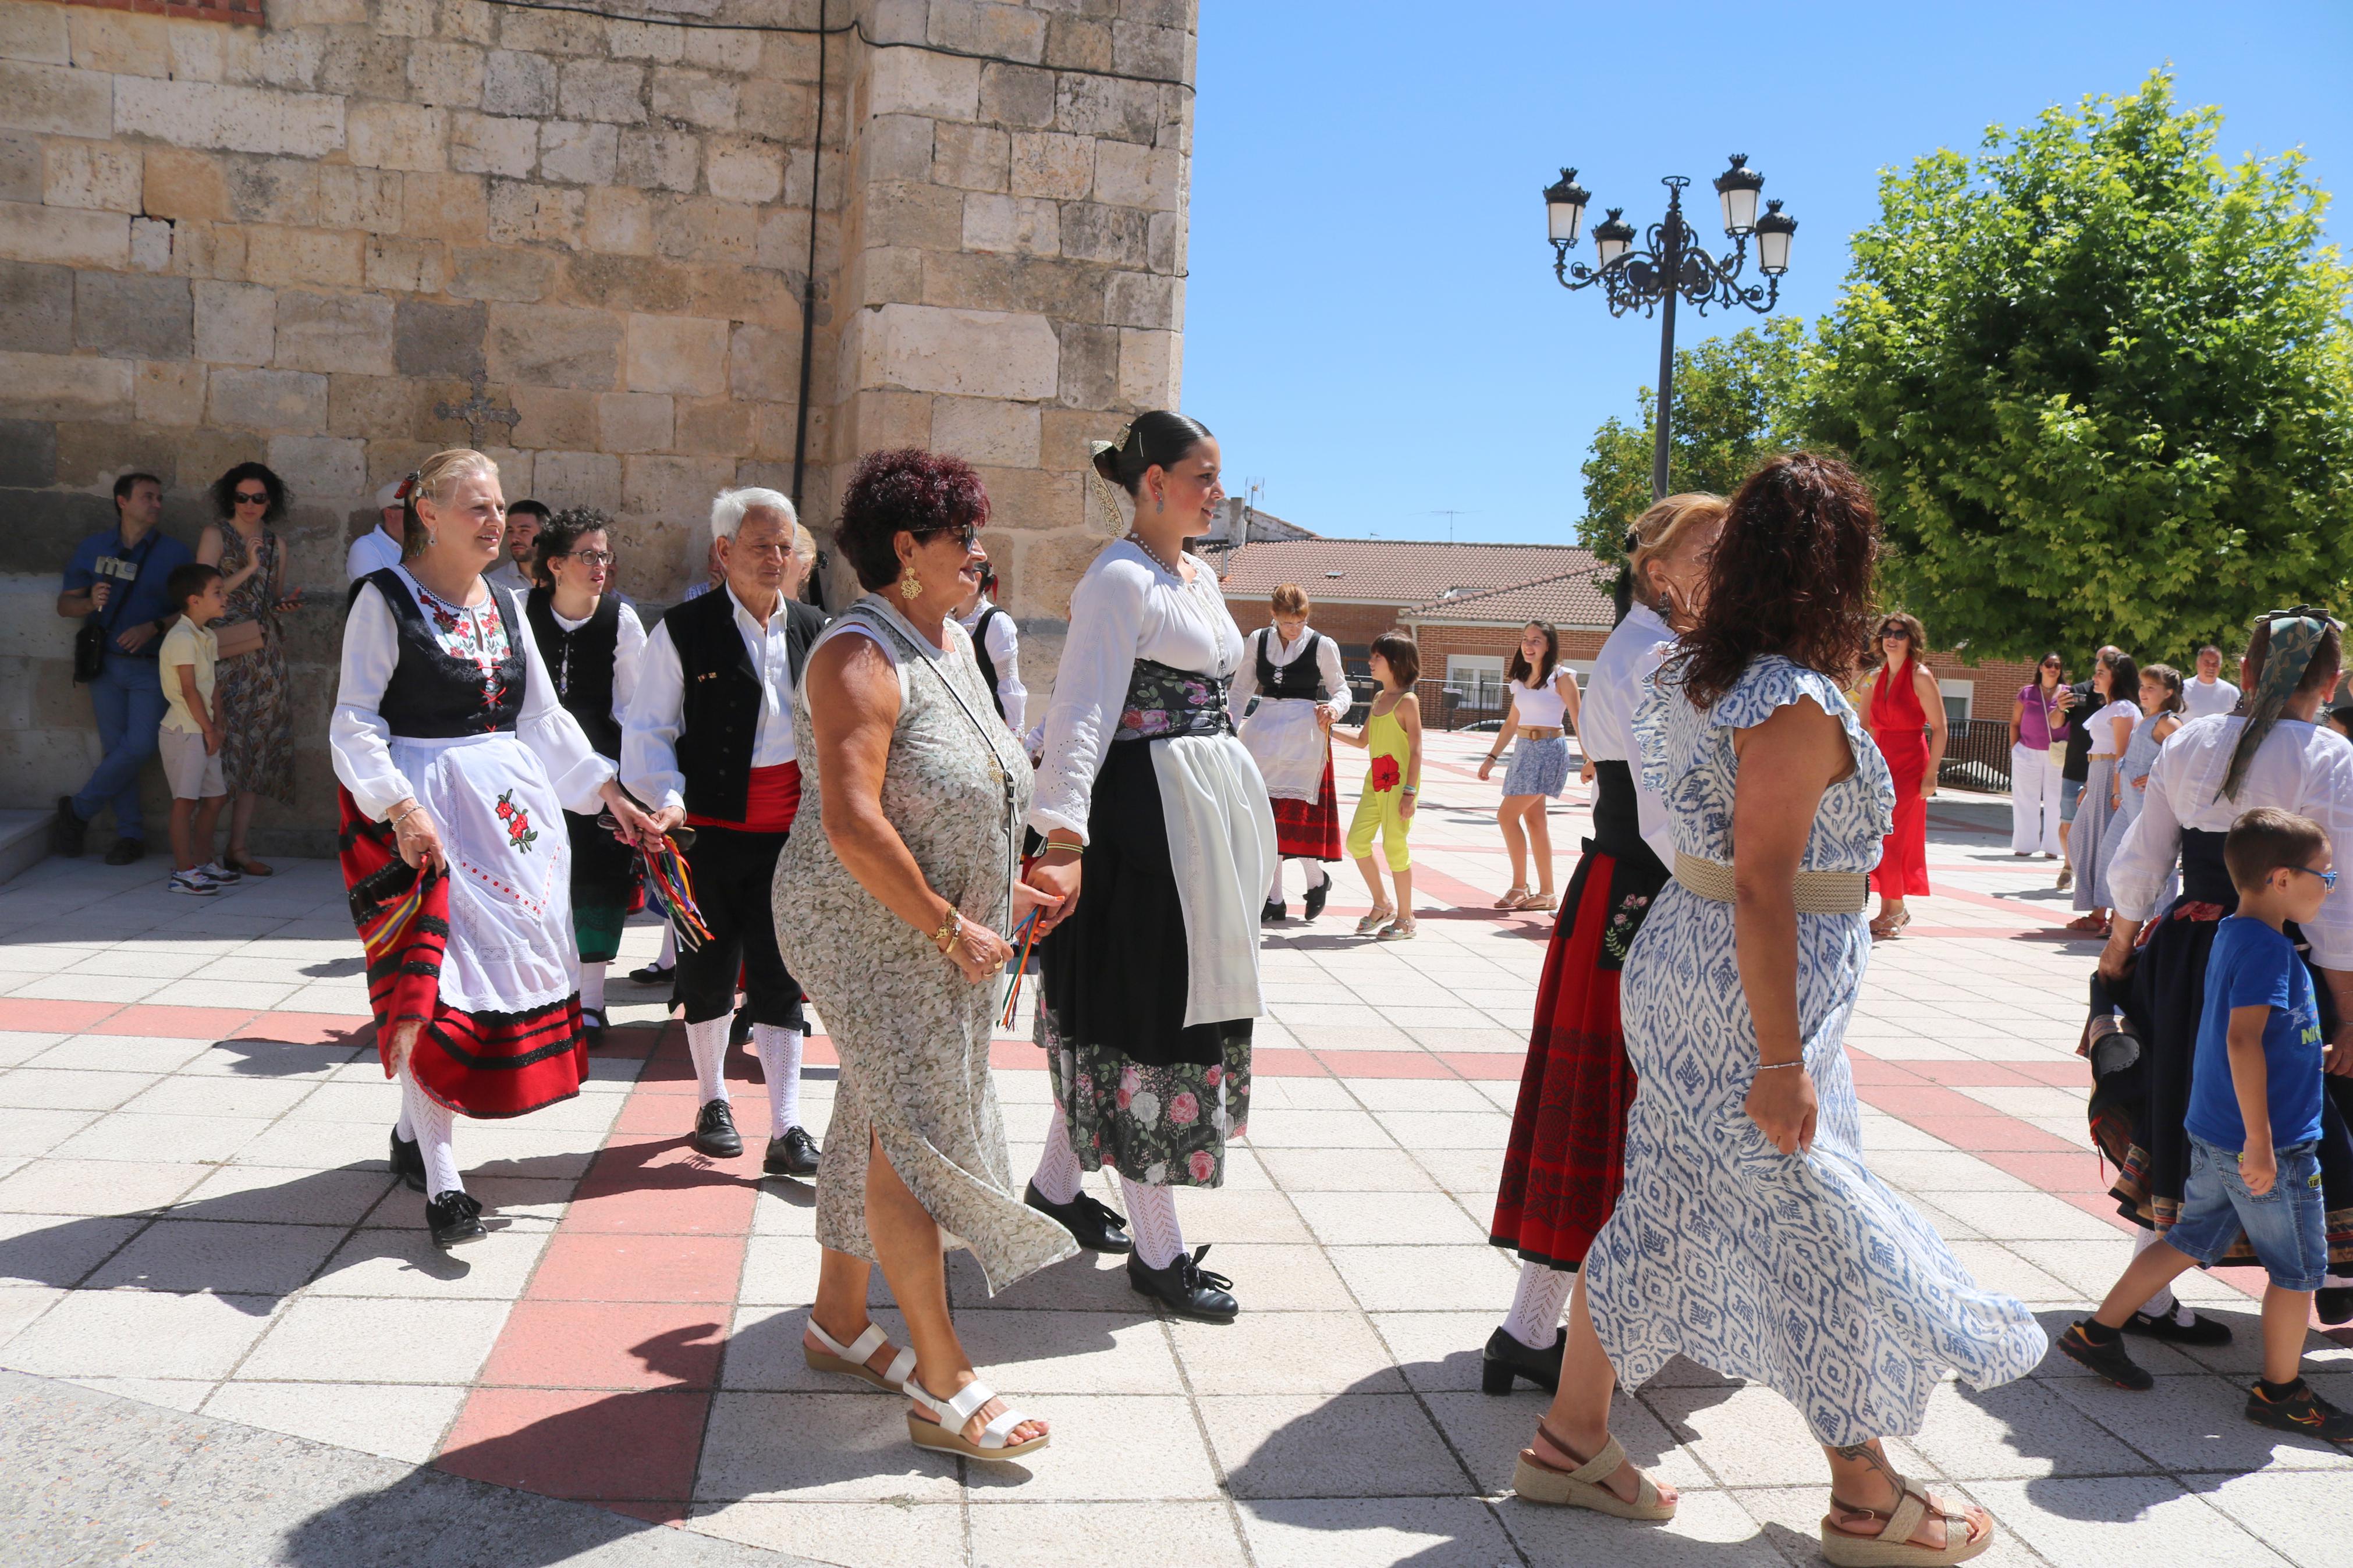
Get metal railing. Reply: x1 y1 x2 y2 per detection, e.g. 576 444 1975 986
1339 678 1519 731
1940 719 2013 792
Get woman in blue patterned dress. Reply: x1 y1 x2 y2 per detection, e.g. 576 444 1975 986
1507 454 2045 1568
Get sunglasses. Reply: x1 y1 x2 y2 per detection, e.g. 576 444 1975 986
233 490 269 504
2040 660 2061 669
915 522 980 550
1880 627 1910 639
2290 865 2340 891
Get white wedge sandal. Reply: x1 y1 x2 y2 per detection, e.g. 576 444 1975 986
906 1376 1049 1462
802 1319 915 1393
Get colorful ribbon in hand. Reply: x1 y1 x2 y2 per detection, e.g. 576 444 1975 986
998 909 1043 1030
639 834 714 952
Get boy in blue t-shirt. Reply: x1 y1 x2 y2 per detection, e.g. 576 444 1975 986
2057 808 2351 1441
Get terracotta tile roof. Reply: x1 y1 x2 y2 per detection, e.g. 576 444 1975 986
1215 538 1605 611
1402 568 1616 628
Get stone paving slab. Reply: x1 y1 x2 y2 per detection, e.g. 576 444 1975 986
1 731 2348 1565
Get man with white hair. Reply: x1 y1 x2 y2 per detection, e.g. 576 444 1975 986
624 488 828 1175
346 478 410 581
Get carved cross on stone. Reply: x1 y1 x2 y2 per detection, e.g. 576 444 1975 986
433 370 521 450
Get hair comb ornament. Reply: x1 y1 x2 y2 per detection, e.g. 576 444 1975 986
1085 424 1136 539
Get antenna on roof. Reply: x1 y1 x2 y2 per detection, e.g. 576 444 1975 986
1427 509 1477 545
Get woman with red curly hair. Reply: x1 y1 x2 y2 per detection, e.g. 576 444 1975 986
1509 453 2042 1566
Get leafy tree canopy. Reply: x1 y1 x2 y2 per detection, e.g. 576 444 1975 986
1811 69 2353 662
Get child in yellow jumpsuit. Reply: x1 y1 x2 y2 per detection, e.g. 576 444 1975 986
1332 631 1424 940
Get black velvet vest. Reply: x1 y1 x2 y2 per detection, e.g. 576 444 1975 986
660 588 827 822
970 605 1007 719
1254 628 1328 701
524 588 623 761
364 568 524 739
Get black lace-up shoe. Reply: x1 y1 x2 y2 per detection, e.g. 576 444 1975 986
694 1098 743 1158
1260 898 1286 925
104 837 145 866
629 961 675 985
1026 1182 1133 1253
427 1190 486 1249
2246 1378 2353 1442
2122 1306 2233 1345
2056 1320 2152 1390
1481 1325 1566 1394
1128 1243 1238 1321
389 1128 426 1193
2316 1286 2352 1327
765 1126 821 1177
1302 880 1330 921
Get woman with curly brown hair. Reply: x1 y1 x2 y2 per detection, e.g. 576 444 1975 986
197 461 304 876
1507 453 2042 1567
1862 611 1946 939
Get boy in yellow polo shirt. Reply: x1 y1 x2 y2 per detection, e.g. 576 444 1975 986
158 564 232 896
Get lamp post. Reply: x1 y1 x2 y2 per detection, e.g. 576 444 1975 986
1543 155 1798 502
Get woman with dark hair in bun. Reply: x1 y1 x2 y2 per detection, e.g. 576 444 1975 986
1510 454 2041 1566
1021 411 1277 1322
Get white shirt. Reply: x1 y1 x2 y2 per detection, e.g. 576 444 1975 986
1227 624 1351 724
2110 713 2353 965
2182 676 2241 720
1581 602 1677 867
345 524 403 582
1509 671 1575 729
485 560 534 597
546 599 648 739
2085 699 2141 757
622 583 797 813
956 598 1028 735
328 571 613 820
1030 542 1246 842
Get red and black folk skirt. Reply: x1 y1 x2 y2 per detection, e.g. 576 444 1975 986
1270 752 1343 861
1490 761 1667 1271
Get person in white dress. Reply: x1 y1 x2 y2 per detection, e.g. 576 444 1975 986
1230 584 1350 922
1478 623 1583 912
2182 644 2242 719
331 449 664 1248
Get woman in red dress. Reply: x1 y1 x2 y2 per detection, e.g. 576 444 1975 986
1864 613 1946 940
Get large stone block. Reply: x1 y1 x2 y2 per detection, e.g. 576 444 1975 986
1044 15 1113 73
74 272 190 360
605 19 684 66
328 373 421 439
359 234 437 293
0 6 70 66
623 312 726 397
141 147 229 223
930 1 1046 62
559 60 646 125
240 226 364 289
977 61 1053 129
1117 326 1178 409
1052 320 1116 409
487 180 583 246
1103 269 1177 330
194 280 274 365
406 40 484 107
868 48 979 120
265 433 365 504
482 50 557 118
1055 74 1165 144
596 390 672 453
207 367 327 431
320 166 403 233
0 260 72 354
0 200 128 268
272 290 395 376
222 157 320 227
0 59 111 139
0 130 38 205
485 303 619 390
567 252 693 315
315 33 407 101
128 215 169 273
1147 208 1185 275
726 322 797 403
447 245 556 303
398 172 488 244
134 360 207 426
1009 130 1093 201
346 102 447 172
494 9 607 60
622 452 732 522
864 303 1056 400
116 80 345 159
449 112 537 177
704 137 782 204
861 115 934 185
650 69 735 130
583 187 654 256
1058 202 1148 268
1113 18 1191 80
617 129 699 194
54 419 176 489
672 396 748 455
0 417 56 486
931 396 1039 468
540 121 619 187
736 79 816 145
392 298 485 379
1041 406 1123 471
1092 140 1183 212
865 182 963 252
510 383 595 449
43 140 140 213
972 462 1078 534
654 198 757 266
932 123 1009 193
532 448 620 510
961 194 1058 257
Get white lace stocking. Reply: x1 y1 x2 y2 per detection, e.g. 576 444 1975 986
1031 1111 1084 1205
1120 1176 1184 1271
1503 1258 1572 1349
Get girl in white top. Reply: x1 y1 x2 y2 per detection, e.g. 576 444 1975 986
2070 653 2145 927
1477 621 1584 911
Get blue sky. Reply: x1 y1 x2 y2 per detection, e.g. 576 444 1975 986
1182 1 2353 544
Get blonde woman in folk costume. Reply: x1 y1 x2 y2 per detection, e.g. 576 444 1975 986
1231 583 1350 922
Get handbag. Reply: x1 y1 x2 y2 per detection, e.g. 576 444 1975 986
212 617 265 659
71 529 158 684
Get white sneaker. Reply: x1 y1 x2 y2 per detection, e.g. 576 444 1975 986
168 870 218 897
198 861 242 885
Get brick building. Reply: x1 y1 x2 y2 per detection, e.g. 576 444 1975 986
1 0 1198 854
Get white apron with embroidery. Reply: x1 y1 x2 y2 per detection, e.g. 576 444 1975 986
1238 698 1329 802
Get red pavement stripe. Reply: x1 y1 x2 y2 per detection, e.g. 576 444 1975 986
0 998 120 1032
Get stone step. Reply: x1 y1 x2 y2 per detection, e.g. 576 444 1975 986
0 809 49 886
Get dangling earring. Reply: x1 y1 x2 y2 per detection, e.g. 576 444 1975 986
900 570 922 601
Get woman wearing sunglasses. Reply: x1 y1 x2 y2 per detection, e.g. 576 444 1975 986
2008 653 2071 859
1863 613 1946 940
524 509 648 1043
197 462 306 878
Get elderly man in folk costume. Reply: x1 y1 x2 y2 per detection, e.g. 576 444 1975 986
624 489 829 1177
1231 583 1350 923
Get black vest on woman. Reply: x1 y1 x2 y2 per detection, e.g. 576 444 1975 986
970 605 1008 718
363 567 523 739
523 588 623 760
658 588 828 823
1254 628 1329 702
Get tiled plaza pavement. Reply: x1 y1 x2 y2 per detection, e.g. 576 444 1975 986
2 730 2348 1566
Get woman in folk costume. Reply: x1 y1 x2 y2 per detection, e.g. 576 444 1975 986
2089 609 2353 1333
1021 411 1277 1322
1483 493 1724 1393
522 508 648 1044
1230 583 1350 923
332 449 665 1247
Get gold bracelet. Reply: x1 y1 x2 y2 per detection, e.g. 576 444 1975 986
931 906 963 953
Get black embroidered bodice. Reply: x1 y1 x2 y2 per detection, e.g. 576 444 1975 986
1254 628 1328 702
524 588 622 760
364 567 524 739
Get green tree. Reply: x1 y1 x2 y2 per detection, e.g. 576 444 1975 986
1812 69 2353 662
1577 318 1810 564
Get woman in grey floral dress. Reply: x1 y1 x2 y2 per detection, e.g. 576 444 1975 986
775 450 1071 1463
198 461 301 877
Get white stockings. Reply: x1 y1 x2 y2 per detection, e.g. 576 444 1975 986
684 1016 732 1104
1504 1259 1573 1349
579 961 607 1016
1031 1112 1084 1206
752 1024 804 1137
656 921 678 970
399 1066 462 1197
1120 1176 1184 1271
1266 858 1332 901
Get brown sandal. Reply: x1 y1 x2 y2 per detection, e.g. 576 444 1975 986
1511 1421 1674 1520
1819 1475 1992 1566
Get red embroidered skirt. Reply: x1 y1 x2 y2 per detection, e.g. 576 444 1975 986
1270 752 1342 861
338 787 586 1120
1489 851 1639 1269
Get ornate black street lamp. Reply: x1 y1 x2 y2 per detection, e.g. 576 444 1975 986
1543 155 1798 501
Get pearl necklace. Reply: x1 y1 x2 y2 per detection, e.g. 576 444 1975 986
1126 532 1184 578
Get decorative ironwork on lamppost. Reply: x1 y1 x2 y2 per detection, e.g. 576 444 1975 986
1542 155 1798 502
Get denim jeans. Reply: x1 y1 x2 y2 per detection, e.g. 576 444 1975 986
71 653 167 841
2171 1133 2327 1291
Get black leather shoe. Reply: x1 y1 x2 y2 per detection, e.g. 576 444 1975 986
1128 1244 1237 1321
2123 1306 2233 1345
104 837 145 866
1481 1325 1565 1394
2317 1287 2353 1327
765 1126 821 1177
427 1190 486 1249
1025 1182 1133 1254
51 796 86 858
729 1007 753 1048
629 961 675 985
1302 879 1329 921
579 1006 606 1047
694 1098 743 1158
1260 898 1286 925
389 1129 426 1193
